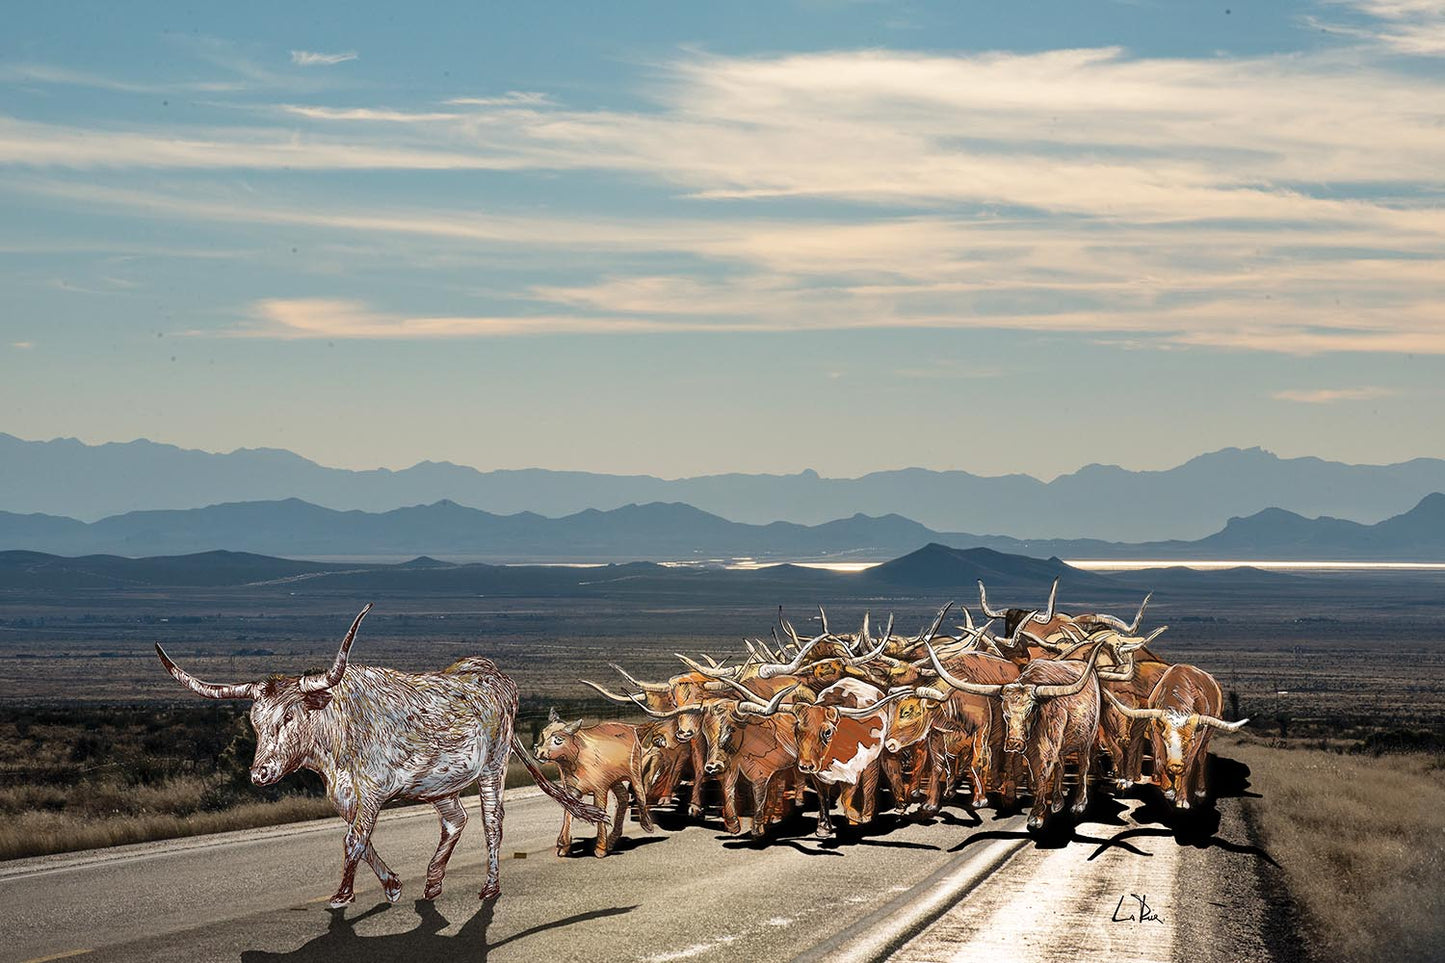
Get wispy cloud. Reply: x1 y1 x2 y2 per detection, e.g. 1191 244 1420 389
1272 386 1399 403
1315 1 1445 55
10 341 34 350
290 50 358 67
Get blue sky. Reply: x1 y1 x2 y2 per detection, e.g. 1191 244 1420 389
2 1 1443 478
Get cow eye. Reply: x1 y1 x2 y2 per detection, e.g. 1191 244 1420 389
821 726 834 741
552 735 564 745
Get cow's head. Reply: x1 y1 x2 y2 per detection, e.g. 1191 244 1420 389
791 685 909 773
922 637 1104 753
535 707 586 765
1103 691 1247 788
695 681 799 775
882 690 939 754
155 604 371 787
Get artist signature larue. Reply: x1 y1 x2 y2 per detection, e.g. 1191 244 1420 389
1111 893 1165 924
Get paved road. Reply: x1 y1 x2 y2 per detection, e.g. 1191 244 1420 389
2 781 1278 963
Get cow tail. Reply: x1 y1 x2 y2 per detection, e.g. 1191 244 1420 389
510 734 608 824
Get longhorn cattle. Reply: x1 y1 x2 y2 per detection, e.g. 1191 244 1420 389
788 679 912 827
154 605 604 905
1104 664 1248 808
534 711 657 856
926 639 1107 830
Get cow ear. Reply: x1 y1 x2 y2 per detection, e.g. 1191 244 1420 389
548 706 562 724
302 689 333 711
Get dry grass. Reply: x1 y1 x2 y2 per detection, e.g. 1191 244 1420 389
0 794 337 861
1230 738 1445 963
0 760 547 862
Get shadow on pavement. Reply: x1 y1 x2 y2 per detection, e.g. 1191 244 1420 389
238 898 637 963
946 753 1277 865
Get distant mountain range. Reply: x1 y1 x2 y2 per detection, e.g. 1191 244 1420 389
1 493 1441 561
6 432 1445 540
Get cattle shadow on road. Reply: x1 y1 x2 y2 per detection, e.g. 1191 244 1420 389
237 898 638 963
944 753 1277 865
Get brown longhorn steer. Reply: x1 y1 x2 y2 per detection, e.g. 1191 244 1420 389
535 710 658 857
1104 664 1247 808
926 640 1108 831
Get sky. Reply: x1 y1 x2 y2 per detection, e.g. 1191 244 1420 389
2 0 1443 480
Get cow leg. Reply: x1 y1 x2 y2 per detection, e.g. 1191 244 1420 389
855 761 880 825
422 795 467 901
476 763 507 900
688 738 707 818
606 784 631 851
1026 754 1053 832
555 772 576 857
793 770 807 805
812 777 836 838
1071 746 1093 816
329 799 382 908
881 753 908 815
749 776 771 837
594 789 619 857
721 768 743 835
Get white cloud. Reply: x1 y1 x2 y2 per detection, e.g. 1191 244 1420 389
290 50 358 67
1317 1 1445 55
10 341 34 349
1272 386 1399 403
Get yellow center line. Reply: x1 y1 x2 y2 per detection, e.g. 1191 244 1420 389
21 950 92 963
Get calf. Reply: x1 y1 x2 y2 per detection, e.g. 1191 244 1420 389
535 711 657 857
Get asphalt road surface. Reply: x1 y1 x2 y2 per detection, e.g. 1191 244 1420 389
2 779 1281 963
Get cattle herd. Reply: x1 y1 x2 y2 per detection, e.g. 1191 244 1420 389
152 580 1248 903
546 579 1249 856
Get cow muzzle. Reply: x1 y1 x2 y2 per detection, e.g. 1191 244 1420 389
703 760 724 776
1004 739 1026 753
1166 761 1186 776
884 739 901 753
676 728 695 742
250 762 283 786
797 760 817 774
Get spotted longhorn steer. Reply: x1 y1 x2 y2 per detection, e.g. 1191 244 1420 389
155 605 604 906
788 679 912 827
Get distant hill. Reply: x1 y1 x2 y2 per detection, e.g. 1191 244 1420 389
6 432 1445 540
0 493 1442 562
0 545 1134 599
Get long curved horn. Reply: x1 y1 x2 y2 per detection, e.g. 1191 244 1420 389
154 643 256 700
978 580 1006 619
1196 713 1250 732
1092 593 1154 634
675 653 740 679
958 604 975 633
1033 640 1106 699
627 694 695 720
817 605 830 636
299 603 372 694
1030 578 1059 624
734 682 800 718
611 662 671 692
923 639 1005 697
579 679 641 705
1021 629 1067 653
1102 688 1167 721
914 685 949 702
836 688 913 718
755 634 825 679
917 602 952 645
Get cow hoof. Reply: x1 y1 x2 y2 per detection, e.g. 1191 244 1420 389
423 881 443 901
814 826 834 839
688 805 703 819
383 879 403 904
1193 789 1207 799
555 843 569 857
593 847 609 858
327 892 355 910
1177 798 1191 811
1026 815 1044 832
479 884 500 901
1071 801 1087 816
1050 797 1065 814
1163 789 1176 802
1115 779 1133 791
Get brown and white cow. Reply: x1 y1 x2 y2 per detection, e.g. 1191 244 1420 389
1104 664 1247 809
788 679 913 827
155 605 604 906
